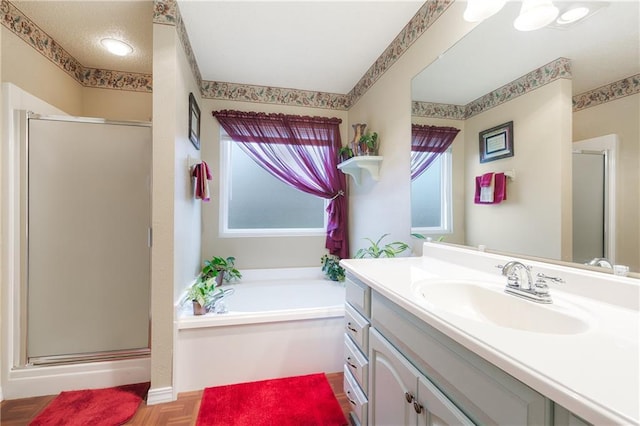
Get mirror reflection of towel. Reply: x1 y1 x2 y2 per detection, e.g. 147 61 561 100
192 161 212 201
475 172 507 204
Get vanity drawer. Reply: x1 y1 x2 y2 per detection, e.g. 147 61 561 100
346 274 371 317
345 302 369 353
344 365 368 426
344 334 368 391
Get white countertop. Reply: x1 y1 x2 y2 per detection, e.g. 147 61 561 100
341 246 639 425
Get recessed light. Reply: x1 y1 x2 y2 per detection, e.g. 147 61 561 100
557 6 590 25
100 38 133 56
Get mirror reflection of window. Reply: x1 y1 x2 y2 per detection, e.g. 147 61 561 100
411 149 452 233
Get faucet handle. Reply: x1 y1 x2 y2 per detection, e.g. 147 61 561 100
534 278 550 295
536 273 564 284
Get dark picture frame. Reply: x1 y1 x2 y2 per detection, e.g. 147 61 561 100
479 121 513 163
189 92 201 150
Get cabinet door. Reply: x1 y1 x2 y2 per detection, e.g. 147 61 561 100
417 375 474 426
370 329 418 426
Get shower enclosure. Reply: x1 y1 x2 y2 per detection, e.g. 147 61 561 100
24 113 151 365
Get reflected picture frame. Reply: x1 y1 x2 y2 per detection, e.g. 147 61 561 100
189 92 201 150
479 121 513 163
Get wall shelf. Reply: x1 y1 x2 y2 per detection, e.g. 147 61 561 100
338 156 383 185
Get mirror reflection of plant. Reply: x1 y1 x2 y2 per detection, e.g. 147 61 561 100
355 234 410 258
321 253 346 282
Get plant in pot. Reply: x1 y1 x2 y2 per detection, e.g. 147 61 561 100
187 256 241 315
358 131 379 156
202 256 242 286
321 253 346 282
355 233 410 258
338 146 354 163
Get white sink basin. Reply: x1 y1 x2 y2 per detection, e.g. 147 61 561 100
412 280 592 334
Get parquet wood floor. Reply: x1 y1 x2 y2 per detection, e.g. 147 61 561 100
0 372 350 426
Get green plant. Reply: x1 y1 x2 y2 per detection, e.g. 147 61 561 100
321 254 345 282
202 256 242 284
338 146 354 161
411 233 445 242
186 276 220 309
355 234 410 259
359 131 379 150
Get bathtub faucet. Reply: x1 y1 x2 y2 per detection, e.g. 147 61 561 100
207 288 235 313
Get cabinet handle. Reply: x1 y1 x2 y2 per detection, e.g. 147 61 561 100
346 322 358 333
404 392 414 403
413 401 423 414
346 390 357 406
346 357 357 369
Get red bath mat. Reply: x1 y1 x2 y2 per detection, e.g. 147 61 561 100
29 382 149 426
196 373 347 426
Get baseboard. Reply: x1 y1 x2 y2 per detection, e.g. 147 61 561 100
146 386 173 405
0 385 4 402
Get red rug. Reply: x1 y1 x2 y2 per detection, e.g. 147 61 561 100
196 373 347 426
29 382 150 426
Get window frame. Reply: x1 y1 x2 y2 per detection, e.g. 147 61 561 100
218 132 328 238
410 148 453 236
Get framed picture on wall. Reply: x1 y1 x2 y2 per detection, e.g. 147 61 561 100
189 92 201 150
479 121 513 163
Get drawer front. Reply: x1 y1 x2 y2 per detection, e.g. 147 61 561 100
346 275 371 317
344 365 368 426
344 334 368 392
345 303 369 353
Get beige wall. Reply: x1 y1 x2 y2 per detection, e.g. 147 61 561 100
573 94 640 271
1 27 82 116
82 87 152 122
465 79 573 261
347 2 476 257
202 99 348 269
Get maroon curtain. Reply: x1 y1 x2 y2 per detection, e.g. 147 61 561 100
212 110 349 258
411 124 460 180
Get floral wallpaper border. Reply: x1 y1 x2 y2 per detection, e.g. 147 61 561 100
1 0 152 93
573 74 640 112
413 57 573 119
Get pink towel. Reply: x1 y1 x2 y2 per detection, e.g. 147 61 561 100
475 172 506 204
192 161 212 201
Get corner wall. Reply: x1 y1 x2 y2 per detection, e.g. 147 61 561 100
346 2 475 256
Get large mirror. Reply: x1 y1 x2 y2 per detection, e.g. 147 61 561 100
411 1 639 274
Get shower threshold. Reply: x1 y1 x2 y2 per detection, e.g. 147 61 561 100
28 348 150 367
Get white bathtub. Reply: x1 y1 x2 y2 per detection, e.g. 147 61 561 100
174 267 346 393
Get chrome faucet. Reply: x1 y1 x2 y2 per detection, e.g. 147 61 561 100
586 257 613 269
498 261 562 304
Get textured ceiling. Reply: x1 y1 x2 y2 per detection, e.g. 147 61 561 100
12 1 153 74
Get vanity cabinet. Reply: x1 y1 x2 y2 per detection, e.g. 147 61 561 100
344 275 371 425
369 328 474 426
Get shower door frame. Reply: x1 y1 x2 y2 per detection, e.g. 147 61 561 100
572 134 618 264
20 112 152 366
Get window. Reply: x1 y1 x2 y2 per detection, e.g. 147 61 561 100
411 148 452 234
220 133 326 236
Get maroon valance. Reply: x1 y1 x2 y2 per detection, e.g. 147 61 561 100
411 124 460 181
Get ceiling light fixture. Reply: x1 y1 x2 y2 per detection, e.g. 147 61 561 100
556 6 590 25
514 0 559 31
100 38 133 56
463 0 506 22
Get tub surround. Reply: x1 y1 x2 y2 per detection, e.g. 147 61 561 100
174 268 345 393
340 242 639 425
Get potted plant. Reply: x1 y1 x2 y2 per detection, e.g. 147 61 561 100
202 256 242 286
186 276 220 315
321 253 346 282
358 131 379 156
355 233 410 258
187 256 241 315
338 146 354 163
